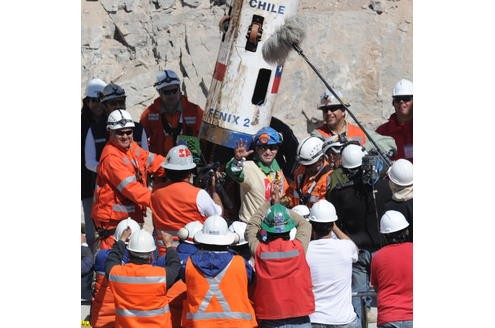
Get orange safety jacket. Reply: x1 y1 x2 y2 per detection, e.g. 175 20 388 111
92 141 165 228
90 270 115 328
290 159 333 207
314 122 367 145
253 238 315 320
108 263 171 328
183 256 257 328
140 95 204 157
151 181 206 232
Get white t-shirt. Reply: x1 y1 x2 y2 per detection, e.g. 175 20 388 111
306 238 358 325
196 189 222 217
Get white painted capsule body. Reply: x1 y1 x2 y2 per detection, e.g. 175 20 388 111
199 0 300 148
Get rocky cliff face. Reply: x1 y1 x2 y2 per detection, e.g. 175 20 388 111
81 0 412 141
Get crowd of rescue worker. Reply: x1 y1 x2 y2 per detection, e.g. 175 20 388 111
81 69 413 328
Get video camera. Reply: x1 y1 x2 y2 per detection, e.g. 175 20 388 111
194 162 233 209
361 148 395 186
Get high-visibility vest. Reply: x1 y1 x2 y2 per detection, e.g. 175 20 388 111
90 270 115 328
254 238 315 320
313 122 367 146
291 160 333 207
183 255 257 328
108 263 171 328
150 181 206 232
140 95 204 156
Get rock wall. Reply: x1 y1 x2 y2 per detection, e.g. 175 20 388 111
81 0 412 141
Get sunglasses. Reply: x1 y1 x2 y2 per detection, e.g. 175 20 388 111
322 107 345 113
160 88 179 95
87 97 100 103
393 95 413 103
258 144 279 151
106 99 126 107
115 129 133 136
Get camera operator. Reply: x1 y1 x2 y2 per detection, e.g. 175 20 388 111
326 143 392 326
150 145 222 256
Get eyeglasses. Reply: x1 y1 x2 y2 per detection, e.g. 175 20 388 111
106 99 126 107
159 88 179 95
393 95 413 103
258 144 279 151
114 129 133 136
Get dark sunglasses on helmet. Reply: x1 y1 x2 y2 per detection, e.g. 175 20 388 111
393 95 413 103
114 129 133 136
159 88 179 95
258 144 279 151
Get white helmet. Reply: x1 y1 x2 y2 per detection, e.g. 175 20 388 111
114 218 141 242
84 78 106 98
100 82 126 103
194 215 237 246
392 79 413 96
309 199 338 223
380 210 409 234
291 205 310 221
322 135 345 154
229 221 248 246
297 136 324 166
341 144 366 169
106 109 135 130
387 159 413 186
177 221 204 244
318 88 349 109
154 69 181 90
162 145 196 170
127 229 156 253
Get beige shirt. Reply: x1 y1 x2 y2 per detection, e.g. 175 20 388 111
237 161 275 222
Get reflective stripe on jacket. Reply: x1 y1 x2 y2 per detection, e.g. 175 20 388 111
312 122 367 146
254 238 315 320
92 141 165 227
108 263 171 328
150 181 205 232
140 95 203 157
183 256 257 328
290 159 333 207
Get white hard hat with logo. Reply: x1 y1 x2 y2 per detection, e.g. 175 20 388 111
177 221 204 244
387 159 413 186
194 215 237 246
229 221 248 246
318 88 350 109
309 199 338 223
322 135 345 154
106 109 135 130
392 79 413 96
84 78 106 98
127 229 156 254
380 210 409 234
114 218 141 243
155 69 181 90
297 136 324 166
341 144 367 169
162 145 196 170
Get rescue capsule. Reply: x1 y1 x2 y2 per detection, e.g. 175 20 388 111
199 0 300 149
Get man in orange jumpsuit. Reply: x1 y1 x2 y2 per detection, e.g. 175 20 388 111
92 109 166 249
140 69 204 157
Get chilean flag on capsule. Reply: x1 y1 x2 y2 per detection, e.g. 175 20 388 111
271 64 283 94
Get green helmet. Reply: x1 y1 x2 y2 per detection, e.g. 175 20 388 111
261 204 296 233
